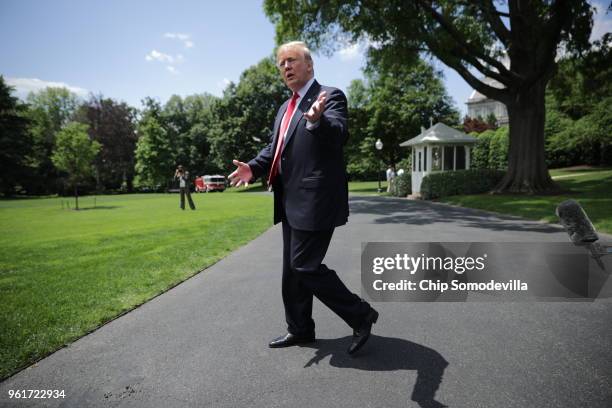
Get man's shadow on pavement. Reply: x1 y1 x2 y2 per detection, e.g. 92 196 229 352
301 335 449 408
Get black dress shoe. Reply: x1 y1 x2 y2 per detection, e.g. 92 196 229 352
348 308 379 355
269 333 316 348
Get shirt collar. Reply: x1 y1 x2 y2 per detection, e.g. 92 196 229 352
296 77 315 99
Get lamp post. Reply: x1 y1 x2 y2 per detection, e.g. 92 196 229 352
375 138 383 193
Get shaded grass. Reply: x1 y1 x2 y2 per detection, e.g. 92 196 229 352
438 168 612 234
0 193 272 379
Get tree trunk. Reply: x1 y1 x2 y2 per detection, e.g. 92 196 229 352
494 80 559 194
74 184 79 210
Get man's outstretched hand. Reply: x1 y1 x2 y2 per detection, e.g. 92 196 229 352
228 159 253 187
303 91 327 123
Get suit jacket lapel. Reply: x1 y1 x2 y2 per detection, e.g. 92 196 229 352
282 80 321 154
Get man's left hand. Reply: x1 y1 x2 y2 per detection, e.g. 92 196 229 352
303 91 327 123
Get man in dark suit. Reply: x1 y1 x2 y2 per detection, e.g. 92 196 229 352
229 41 378 355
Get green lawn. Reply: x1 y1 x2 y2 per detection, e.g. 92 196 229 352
0 192 272 379
348 180 389 195
2 169 608 379
438 167 612 234
228 180 391 195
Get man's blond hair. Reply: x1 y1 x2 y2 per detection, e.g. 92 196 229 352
276 41 313 63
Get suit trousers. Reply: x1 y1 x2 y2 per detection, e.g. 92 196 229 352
180 187 195 210
281 220 371 336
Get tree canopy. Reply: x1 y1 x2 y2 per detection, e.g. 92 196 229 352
26 87 81 194
74 95 138 191
263 0 596 193
0 76 33 196
51 122 100 209
208 57 290 173
134 98 174 189
346 59 459 178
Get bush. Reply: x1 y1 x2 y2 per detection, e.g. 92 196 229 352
470 126 508 170
488 127 509 169
546 125 582 168
396 157 412 174
544 95 612 168
470 130 492 169
391 171 412 197
420 169 505 199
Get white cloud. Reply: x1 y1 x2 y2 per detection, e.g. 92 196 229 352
164 32 195 48
147 33 193 75
6 77 88 99
591 2 612 41
146 50 184 74
338 43 361 61
145 49 175 63
164 32 189 41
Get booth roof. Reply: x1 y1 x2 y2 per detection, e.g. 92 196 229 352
399 122 478 147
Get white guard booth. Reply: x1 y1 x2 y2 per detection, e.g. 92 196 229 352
399 123 478 195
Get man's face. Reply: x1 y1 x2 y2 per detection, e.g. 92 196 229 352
277 47 313 92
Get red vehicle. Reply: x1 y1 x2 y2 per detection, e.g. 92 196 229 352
195 175 226 192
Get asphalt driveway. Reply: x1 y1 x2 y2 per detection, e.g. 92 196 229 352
1 196 611 408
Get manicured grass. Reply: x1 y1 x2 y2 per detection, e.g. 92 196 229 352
348 180 390 195
227 183 268 193
438 167 612 234
0 192 272 379
227 180 391 195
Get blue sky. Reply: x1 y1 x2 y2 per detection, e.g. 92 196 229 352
1 1 610 118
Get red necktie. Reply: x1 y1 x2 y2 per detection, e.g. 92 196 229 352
268 92 299 186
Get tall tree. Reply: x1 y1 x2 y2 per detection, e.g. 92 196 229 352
51 122 100 209
263 0 595 193
548 33 611 120
134 98 174 190
0 76 33 196
74 95 138 191
208 57 290 173
182 93 219 175
134 94 220 189
346 60 459 178
545 34 612 167
366 59 459 168
163 95 192 169
26 87 80 194
345 79 374 178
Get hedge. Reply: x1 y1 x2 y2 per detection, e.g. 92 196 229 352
420 169 506 199
391 172 412 197
470 126 509 170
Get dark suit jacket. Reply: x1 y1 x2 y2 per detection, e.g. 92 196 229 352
248 80 349 231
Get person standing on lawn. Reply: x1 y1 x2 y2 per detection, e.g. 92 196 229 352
175 165 195 210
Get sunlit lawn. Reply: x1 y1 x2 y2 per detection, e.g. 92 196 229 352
3 168 608 379
348 181 389 195
438 167 612 234
0 192 272 379
229 180 391 195
231 170 611 235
